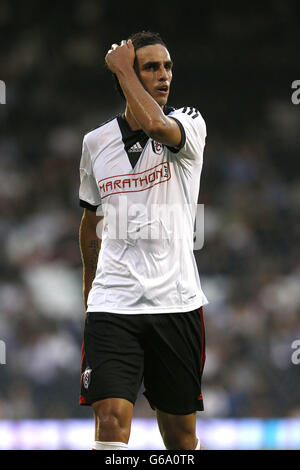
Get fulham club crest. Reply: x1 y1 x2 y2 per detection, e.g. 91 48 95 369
152 140 164 155
82 368 92 389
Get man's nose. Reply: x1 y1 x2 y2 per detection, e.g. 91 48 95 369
158 66 168 81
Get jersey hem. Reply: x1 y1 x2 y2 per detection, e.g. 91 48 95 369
86 298 209 315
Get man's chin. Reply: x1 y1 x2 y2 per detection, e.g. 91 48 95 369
156 97 168 108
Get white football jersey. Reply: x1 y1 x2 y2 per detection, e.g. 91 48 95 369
79 106 208 314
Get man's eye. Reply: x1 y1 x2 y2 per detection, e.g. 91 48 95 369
145 64 158 71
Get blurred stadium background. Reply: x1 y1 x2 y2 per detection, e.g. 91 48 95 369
0 0 300 450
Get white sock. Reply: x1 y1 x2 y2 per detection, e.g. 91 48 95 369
92 440 128 450
195 437 201 450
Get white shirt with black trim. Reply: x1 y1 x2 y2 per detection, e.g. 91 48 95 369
79 106 209 314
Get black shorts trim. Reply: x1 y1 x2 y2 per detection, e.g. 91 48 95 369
80 393 135 407
143 393 203 415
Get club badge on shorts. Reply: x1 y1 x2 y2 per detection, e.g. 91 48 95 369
152 140 164 154
82 368 92 389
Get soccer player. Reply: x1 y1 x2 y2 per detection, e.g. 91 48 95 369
79 31 208 451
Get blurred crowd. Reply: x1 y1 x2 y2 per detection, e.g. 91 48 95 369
0 0 300 420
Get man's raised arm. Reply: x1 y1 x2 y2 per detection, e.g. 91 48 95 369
105 39 182 148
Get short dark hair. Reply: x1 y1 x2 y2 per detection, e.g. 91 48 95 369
111 31 168 100
129 31 167 54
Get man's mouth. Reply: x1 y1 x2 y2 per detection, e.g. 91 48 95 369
156 85 169 95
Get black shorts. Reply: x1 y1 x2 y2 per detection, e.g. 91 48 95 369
79 307 206 415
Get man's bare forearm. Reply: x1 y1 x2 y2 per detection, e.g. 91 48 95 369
82 239 100 310
79 210 101 310
116 66 168 136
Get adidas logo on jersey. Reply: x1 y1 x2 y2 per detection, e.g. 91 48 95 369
128 142 143 153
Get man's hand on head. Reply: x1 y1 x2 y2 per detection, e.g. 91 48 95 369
105 39 135 75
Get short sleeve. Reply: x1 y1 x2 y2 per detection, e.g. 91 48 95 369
79 137 101 211
167 107 206 163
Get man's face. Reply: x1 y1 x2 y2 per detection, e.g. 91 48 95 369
135 44 173 107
